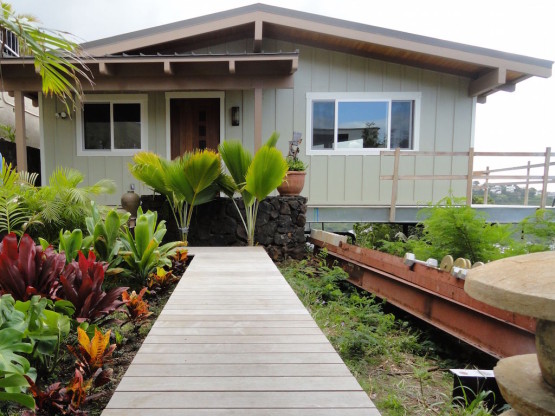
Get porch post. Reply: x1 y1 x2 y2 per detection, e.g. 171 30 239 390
254 87 262 151
14 91 27 171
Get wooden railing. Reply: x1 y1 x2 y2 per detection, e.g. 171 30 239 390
380 147 553 222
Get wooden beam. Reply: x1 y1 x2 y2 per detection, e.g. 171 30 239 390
254 20 262 53
466 147 474 206
163 61 174 75
540 147 551 209
290 57 298 74
229 60 236 74
389 148 400 222
469 68 506 97
254 87 262 151
14 91 27 171
99 62 114 76
495 84 516 93
3 74 295 92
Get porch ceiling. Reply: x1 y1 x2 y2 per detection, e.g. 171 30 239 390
0 52 298 93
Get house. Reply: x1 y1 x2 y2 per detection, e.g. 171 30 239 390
1 4 552 220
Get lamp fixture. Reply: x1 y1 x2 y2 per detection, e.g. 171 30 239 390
231 106 240 126
55 111 68 119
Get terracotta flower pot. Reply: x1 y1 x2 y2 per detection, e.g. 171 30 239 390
277 171 306 196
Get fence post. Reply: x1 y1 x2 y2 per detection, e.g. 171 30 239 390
389 147 400 222
466 147 474 206
524 161 531 206
484 166 490 205
540 147 551 209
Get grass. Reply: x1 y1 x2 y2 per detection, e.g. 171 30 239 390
279 250 501 415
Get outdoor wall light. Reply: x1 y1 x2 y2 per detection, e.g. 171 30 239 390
55 111 68 119
231 106 240 126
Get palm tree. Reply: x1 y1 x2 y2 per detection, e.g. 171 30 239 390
129 150 222 243
0 2 92 111
219 133 288 246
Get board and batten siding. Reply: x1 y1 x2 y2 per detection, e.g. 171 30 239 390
40 41 474 207
268 41 475 207
40 91 253 206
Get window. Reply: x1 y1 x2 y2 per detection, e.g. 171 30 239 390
307 93 420 155
76 95 147 156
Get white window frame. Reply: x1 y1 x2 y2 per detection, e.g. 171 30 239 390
306 92 421 156
76 94 148 156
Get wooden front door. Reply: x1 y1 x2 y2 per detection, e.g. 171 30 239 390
170 98 220 158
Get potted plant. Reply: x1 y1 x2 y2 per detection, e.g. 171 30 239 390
277 155 307 196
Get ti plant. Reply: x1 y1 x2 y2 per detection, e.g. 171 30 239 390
129 149 222 242
122 287 153 326
0 233 66 301
120 208 184 280
58 251 127 323
219 132 288 246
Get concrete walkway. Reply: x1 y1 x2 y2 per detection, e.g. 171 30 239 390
102 247 380 415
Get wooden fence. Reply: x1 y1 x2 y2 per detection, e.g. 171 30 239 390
381 147 553 222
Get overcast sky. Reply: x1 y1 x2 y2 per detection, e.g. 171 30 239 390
10 0 555 180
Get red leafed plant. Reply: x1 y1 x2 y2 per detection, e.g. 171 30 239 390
122 287 152 324
67 327 115 380
23 369 102 415
59 251 127 323
0 233 66 301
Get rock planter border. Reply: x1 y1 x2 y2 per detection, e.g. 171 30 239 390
140 195 307 261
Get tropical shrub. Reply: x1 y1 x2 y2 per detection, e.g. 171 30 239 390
0 156 39 237
67 327 115 381
0 233 66 301
147 267 179 291
518 208 555 252
58 251 127 323
83 202 130 272
119 208 184 280
24 167 115 243
219 133 288 246
0 294 72 410
122 287 152 325
376 195 523 263
0 295 35 409
57 229 85 264
129 149 222 242
13 296 71 376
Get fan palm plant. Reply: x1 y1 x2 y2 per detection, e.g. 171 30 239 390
129 149 222 243
219 132 288 246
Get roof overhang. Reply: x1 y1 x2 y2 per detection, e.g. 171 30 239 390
1 4 552 102
79 4 552 102
0 52 298 92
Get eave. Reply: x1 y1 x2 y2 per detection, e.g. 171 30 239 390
0 52 298 92
78 3 552 102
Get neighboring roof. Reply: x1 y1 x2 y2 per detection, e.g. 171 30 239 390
80 3 552 101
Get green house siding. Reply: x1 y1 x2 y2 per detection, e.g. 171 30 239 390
40 42 474 207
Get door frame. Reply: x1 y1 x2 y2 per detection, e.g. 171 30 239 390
165 91 225 159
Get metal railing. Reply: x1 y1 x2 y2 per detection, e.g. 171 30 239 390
380 147 553 221
1 29 20 57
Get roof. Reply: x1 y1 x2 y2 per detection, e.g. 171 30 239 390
79 3 552 101
2 4 551 101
